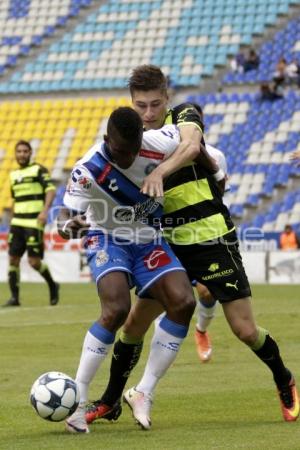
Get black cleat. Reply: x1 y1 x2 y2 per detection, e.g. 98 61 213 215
50 282 60 306
2 297 20 307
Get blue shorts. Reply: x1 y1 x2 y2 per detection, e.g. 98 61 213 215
84 233 186 297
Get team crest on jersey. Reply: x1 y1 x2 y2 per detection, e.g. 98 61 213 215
78 175 91 189
95 250 109 267
86 235 100 250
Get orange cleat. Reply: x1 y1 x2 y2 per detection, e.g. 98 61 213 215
277 376 299 422
194 329 212 362
85 400 122 424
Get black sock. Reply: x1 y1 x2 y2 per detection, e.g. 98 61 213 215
101 338 143 406
252 334 291 386
37 263 55 288
8 266 20 300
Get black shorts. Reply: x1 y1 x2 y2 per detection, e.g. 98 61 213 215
170 231 251 303
8 225 44 258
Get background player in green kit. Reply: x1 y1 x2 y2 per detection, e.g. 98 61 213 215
3 140 59 307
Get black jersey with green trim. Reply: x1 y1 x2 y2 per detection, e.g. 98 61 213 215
164 103 204 133
10 163 55 229
162 103 235 245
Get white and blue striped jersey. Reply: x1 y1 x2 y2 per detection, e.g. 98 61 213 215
63 124 180 243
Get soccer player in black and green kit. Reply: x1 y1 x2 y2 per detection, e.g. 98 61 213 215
3 140 59 307
85 66 299 427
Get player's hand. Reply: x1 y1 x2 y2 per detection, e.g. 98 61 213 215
37 210 48 226
141 168 164 198
290 150 300 166
58 215 90 240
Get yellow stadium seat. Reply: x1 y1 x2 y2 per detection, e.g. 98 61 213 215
117 97 131 106
63 99 75 109
31 100 42 110
52 100 65 110
106 98 118 108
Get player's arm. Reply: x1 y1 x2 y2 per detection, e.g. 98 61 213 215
57 207 89 240
141 104 220 197
57 166 92 239
141 123 201 197
198 143 226 195
290 149 300 166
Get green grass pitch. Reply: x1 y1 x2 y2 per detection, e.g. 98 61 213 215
0 283 299 450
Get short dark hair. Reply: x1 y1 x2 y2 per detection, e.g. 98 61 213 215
128 65 168 95
107 107 143 144
15 140 32 151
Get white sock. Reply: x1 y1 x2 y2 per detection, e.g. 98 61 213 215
136 316 188 396
75 322 115 404
196 300 217 333
154 312 166 330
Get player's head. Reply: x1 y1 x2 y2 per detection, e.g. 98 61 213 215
128 65 169 130
15 140 32 167
105 107 143 169
284 224 293 233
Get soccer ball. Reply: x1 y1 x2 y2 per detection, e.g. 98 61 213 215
30 371 80 422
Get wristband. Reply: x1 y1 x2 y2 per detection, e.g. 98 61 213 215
62 219 73 234
213 169 225 182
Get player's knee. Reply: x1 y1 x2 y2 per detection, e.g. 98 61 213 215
100 300 131 330
9 256 20 267
233 324 258 345
123 313 149 337
196 284 213 303
28 259 40 270
168 289 196 320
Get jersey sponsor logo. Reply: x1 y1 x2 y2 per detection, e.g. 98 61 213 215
114 206 134 223
202 268 234 281
208 263 219 272
134 198 160 221
95 249 109 267
139 149 164 160
143 246 171 271
97 163 112 184
114 198 161 224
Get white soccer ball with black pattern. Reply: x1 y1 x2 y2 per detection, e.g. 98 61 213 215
30 371 80 422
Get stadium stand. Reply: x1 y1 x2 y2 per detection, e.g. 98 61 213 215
0 0 299 92
187 89 300 232
223 14 300 84
0 0 94 77
0 96 130 217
